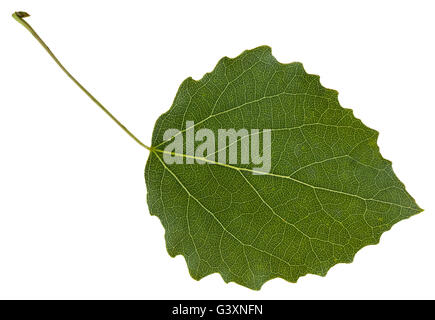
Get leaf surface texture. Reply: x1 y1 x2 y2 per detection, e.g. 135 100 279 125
145 46 422 289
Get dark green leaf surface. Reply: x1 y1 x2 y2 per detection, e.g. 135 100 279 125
145 46 422 290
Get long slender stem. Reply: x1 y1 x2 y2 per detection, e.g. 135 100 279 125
12 11 151 151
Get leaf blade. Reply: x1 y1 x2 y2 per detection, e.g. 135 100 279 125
145 46 422 289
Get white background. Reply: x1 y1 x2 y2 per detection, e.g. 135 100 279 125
0 0 434 299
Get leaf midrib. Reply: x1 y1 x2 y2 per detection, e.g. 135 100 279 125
152 148 419 211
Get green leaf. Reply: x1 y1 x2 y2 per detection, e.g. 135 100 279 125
145 46 422 290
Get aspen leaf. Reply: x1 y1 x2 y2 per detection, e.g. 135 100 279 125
12 12 422 290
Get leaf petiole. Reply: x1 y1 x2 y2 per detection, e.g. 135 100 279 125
12 11 151 151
